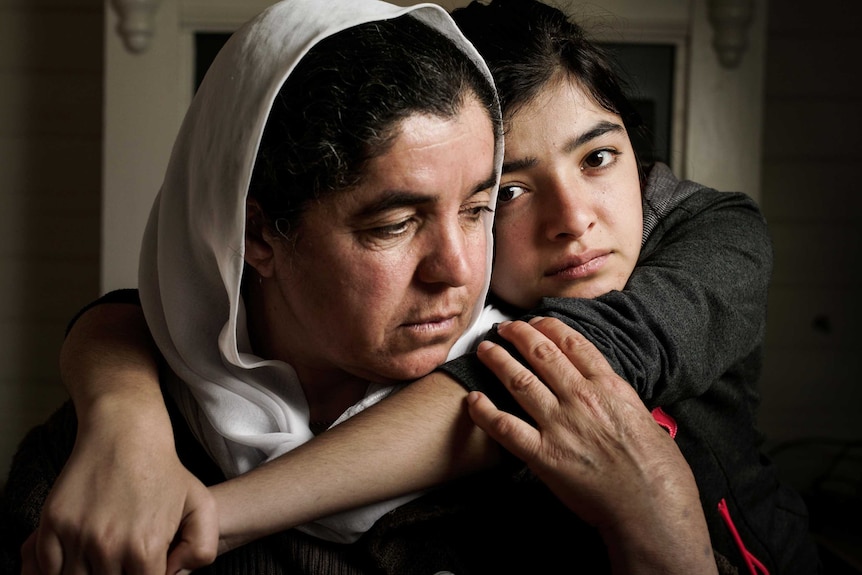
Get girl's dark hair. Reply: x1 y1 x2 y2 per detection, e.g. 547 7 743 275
249 14 498 237
452 0 646 173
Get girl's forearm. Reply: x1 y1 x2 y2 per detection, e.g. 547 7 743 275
63 302 502 552
213 370 501 551
61 302 174 444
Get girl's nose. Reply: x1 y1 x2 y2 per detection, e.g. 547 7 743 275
543 176 596 241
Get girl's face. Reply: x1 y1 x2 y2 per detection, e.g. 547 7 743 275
263 96 497 385
490 76 643 309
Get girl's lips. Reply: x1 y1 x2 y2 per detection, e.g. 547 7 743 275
546 252 609 280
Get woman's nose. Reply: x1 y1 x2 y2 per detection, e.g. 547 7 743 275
417 224 474 287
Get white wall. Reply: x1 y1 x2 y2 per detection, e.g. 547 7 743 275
0 0 102 484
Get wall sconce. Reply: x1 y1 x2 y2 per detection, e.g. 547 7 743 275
110 0 162 54
109 0 755 65
707 0 755 68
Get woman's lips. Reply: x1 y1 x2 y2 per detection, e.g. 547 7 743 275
403 310 461 334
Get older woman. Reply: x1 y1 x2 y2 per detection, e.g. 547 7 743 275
7 0 501 571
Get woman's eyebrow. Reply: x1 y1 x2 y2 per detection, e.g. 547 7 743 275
353 191 435 220
355 167 500 218
471 171 500 197
563 120 625 154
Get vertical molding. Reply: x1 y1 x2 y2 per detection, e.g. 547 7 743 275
685 0 766 202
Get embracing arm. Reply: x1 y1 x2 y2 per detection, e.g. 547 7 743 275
213 370 500 551
34 184 764 570
25 299 217 575
28 296 501 574
532 187 772 406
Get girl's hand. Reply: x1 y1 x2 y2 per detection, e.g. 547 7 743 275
21 400 217 575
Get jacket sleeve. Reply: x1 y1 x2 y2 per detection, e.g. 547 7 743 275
64 288 141 336
441 189 773 408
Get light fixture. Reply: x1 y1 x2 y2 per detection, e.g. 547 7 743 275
707 0 755 68
110 0 162 54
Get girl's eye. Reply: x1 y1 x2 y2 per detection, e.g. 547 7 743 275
497 184 527 204
582 149 618 170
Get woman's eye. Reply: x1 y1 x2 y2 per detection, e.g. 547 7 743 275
461 204 494 222
497 184 527 204
582 149 618 170
370 219 411 238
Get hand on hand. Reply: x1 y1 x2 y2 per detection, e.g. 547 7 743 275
467 318 717 574
21 409 218 575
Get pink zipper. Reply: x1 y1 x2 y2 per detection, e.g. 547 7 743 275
650 406 678 439
717 498 770 575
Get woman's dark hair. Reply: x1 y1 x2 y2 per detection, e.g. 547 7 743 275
249 14 498 237
452 0 645 173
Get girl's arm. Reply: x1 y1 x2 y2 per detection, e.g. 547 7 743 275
532 188 772 406
27 299 502 575
27 301 218 575
211 369 500 553
30 187 763 571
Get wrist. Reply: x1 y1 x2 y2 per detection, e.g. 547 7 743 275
597 478 717 575
76 385 175 447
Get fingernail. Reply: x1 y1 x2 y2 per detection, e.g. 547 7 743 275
477 340 495 352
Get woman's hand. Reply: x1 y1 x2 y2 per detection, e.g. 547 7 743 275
468 317 718 575
20 396 218 575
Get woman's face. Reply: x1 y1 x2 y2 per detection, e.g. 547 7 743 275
265 97 497 385
490 76 643 309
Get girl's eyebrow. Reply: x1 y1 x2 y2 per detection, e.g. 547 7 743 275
563 120 625 154
501 157 537 175
501 120 625 175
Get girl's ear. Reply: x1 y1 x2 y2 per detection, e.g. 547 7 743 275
244 199 276 278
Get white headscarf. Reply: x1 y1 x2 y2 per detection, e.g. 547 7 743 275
138 0 504 543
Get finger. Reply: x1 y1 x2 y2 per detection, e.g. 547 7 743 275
475 337 560 422
21 533 44 575
33 529 64 575
466 391 541 463
120 540 167 575
166 543 199 575
492 320 588 399
527 317 617 380
166 483 219 575
165 512 218 574
61 545 93 575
